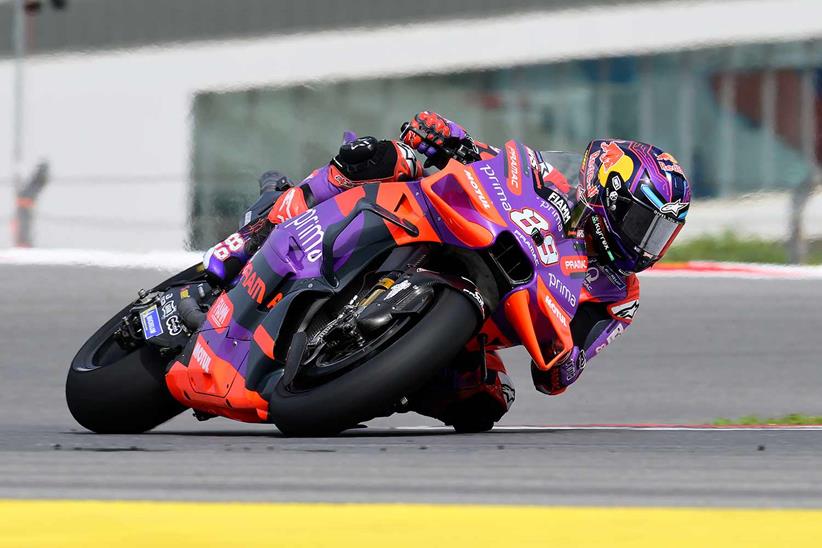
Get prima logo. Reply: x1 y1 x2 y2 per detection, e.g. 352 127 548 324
548 272 577 308
482 164 512 212
290 208 325 262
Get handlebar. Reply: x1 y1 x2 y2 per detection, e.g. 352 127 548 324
400 123 482 167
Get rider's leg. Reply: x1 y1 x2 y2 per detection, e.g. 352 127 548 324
409 350 515 432
203 139 421 286
202 171 294 286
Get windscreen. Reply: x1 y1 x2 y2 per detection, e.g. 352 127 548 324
537 151 584 193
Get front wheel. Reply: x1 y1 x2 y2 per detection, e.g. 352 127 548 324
268 288 479 436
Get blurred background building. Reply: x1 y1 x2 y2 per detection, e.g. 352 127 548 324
0 0 820 256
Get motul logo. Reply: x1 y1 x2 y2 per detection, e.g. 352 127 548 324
543 293 568 328
192 342 212 374
464 169 491 210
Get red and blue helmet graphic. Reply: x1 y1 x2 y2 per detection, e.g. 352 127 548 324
579 139 691 272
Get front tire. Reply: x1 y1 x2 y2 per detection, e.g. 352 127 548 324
268 288 479 436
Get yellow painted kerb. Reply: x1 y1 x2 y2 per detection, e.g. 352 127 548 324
1 500 821 547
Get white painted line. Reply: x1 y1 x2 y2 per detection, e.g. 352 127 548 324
641 269 822 281
391 425 822 432
0 248 201 270
642 261 822 280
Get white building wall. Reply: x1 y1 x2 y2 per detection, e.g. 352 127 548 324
0 0 820 250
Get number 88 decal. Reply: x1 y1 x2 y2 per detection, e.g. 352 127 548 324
509 208 559 265
213 233 245 261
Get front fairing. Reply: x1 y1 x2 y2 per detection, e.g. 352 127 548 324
420 142 587 370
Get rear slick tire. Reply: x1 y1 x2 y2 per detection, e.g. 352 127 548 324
66 300 186 434
268 288 479 436
66 346 185 434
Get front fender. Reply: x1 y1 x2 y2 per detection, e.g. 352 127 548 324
406 269 489 323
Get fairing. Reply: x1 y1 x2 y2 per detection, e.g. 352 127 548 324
166 141 588 422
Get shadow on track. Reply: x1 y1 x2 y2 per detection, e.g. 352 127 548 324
66 426 574 439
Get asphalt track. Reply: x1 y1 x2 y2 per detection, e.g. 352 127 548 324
1 264 821 507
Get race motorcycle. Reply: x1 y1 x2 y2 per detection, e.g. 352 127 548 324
66 139 589 436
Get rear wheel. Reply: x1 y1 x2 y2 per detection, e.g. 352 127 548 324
268 287 479 436
66 341 184 434
65 266 202 433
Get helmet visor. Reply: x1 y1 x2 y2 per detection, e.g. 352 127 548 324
621 202 684 258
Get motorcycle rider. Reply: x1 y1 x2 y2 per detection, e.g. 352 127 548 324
203 111 690 430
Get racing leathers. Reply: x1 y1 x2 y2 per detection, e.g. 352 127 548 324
202 111 640 427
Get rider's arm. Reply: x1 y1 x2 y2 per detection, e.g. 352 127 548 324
205 137 421 283
269 137 422 224
532 274 640 395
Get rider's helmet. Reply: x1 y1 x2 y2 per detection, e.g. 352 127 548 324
575 139 691 273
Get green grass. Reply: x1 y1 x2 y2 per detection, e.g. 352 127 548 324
662 231 822 265
713 414 822 426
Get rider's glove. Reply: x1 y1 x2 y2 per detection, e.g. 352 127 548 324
401 111 468 158
531 347 586 396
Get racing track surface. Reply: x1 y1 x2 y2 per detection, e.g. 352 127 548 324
1 264 821 507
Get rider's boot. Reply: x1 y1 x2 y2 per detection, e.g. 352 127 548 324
241 170 294 227
202 171 293 287
409 350 515 433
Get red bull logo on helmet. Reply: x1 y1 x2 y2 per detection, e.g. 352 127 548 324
600 142 625 172
657 152 686 177
597 141 635 188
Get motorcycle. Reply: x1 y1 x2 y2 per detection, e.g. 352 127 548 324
66 138 588 436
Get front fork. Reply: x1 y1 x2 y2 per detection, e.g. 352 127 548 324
358 245 431 308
